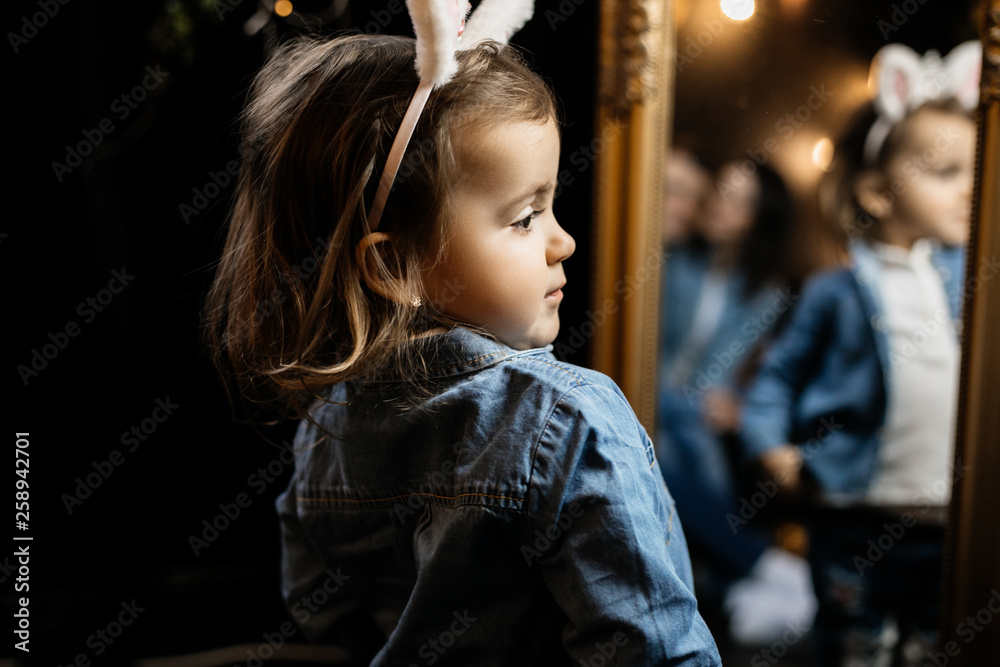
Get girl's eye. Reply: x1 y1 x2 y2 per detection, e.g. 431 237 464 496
513 209 544 231
933 165 960 178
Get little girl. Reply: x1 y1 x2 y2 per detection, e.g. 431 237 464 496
204 14 720 667
740 41 980 666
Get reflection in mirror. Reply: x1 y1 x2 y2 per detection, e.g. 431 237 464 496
658 1 982 663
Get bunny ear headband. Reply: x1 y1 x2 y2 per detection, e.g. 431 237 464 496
367 0 535 231
863 40 982 167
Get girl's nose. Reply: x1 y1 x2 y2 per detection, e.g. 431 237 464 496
548 218 576 264
961 170 974 198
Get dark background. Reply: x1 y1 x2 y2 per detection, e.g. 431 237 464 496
6 0 981 664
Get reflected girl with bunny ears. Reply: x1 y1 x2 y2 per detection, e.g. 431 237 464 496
741 40 981 666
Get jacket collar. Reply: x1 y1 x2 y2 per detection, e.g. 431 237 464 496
364 326 551 382
848 238 964 383
849 240 894 382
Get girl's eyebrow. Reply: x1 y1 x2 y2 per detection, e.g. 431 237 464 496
506 182 555 210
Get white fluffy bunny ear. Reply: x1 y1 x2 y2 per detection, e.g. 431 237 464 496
369 0 536 230
407 0 472 88
870 44 923 122
461 0 534 49
945 40 983 111
863 40 982 166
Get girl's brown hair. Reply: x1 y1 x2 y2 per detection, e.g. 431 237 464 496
819 98 971 244
203 34 556 419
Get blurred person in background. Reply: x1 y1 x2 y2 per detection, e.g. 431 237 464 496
658 158 796 641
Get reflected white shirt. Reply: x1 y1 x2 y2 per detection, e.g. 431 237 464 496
866 240 959 507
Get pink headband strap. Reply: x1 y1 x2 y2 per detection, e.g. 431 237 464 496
363 0 536 231
367 81 434 231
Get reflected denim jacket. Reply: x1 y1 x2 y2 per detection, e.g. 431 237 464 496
740 240 964 500
277 327 721 666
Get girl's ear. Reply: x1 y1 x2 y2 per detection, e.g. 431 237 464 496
854 170 892 220
356 232 413 305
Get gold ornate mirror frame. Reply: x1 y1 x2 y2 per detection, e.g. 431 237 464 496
589 1 1000 662
591 0 673 431
943 3 1000 664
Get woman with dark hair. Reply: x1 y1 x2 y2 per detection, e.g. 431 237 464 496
658 159 795 639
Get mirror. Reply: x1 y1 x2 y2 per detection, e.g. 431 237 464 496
590 0 1000 663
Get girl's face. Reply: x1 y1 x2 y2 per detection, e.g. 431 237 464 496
423 118 575 350
879 108 976 247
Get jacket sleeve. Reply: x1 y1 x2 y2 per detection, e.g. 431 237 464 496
528 383 722 666
740 273 837 459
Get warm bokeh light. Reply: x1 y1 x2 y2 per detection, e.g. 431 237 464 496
779 0 809 15
274 0 293 17
812 137 835 171
674 0 695 30
720 0 755 21
774 133 829 192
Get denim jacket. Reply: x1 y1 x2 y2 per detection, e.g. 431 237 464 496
740 240 964 500
277 327 721 666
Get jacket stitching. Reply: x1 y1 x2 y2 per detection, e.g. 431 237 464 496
521 357 583 385
665 503 675 547
370 350 509 376
297 491 525 504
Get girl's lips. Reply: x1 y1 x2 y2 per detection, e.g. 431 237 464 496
545 287 564 300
